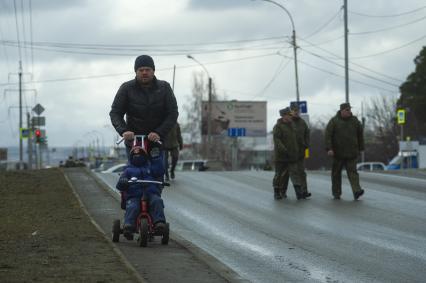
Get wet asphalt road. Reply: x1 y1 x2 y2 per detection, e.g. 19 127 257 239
97 170 426 283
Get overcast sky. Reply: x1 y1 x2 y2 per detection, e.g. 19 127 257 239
1 0 425 147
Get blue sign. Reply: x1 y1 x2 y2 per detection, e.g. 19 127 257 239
290 101 308 114
228 128 246 137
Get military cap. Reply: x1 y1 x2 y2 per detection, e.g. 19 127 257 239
279 107 291 116
340 102 352 110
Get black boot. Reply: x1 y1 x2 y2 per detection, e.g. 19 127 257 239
294 186 304 200
274 187 282 200
304 191 312 198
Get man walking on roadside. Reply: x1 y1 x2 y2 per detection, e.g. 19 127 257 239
272 107 303 200
325 102 365 200
110 55 179 157
164 122 183 181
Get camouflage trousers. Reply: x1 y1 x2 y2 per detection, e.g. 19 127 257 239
331 157 362 197
273 161 301 195
279 158 308 195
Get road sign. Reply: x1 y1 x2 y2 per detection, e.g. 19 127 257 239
32 103 45 115
31 116 45 126
290 101 308 114
397 109 405 125
20 128 30 139
228 128 246 137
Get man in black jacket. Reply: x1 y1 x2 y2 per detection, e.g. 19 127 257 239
110 55 179 156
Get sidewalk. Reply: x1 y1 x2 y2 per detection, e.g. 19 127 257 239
64 167 241 283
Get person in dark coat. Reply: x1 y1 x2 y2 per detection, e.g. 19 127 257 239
325 102 365 200
116 145 166 240
164 122 183 181
272 107 303 200
110 55 179 157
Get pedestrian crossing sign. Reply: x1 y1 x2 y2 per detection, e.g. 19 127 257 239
397 109 405 125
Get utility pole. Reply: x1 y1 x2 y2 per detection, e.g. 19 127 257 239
172 65 176 91
186 55 213 159
19 61 24 169
27 112 33 169
258 0 300 102
5 63 36 170
344 0 349 103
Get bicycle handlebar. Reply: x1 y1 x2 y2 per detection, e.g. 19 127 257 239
116 135 162 146
128 177 170 186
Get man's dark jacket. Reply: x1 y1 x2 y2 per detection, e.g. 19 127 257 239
110 77 179 139
325 111 364 159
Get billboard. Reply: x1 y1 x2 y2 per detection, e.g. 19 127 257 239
201 101 267 137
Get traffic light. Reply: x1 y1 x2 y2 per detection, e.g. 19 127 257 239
35 129 42 143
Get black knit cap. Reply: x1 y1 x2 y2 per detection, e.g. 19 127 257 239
134 55 155 71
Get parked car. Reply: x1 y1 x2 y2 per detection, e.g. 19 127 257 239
175 160 225 172
356 162 387 171
101 163 127 174
175 160 208 171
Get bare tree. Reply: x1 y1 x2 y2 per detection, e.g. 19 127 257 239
181 72 237 165
182 72 205 146
364 95 399 163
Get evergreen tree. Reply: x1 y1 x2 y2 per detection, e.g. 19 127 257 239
398 46 426 141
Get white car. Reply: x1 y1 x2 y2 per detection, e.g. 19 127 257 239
101 163 127 174
356 162 387 171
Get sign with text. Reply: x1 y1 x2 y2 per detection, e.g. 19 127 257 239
290 100 308 114
228 128 246 137
202 101 267 137
32 116 45 126
20 128 30 139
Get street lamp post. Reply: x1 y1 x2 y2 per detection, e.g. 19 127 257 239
186 55 212 158
258 0 300 102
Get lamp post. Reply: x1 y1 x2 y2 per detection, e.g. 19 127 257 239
258 0 300 102
186 54 212 158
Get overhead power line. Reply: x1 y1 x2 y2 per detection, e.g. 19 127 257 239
302 7 343 39
0 36 291 56
12 0 21 61
351 33 426 59
0 52 278 87
298 37 403 83
301 48 400 88
349 5 426 18
350 15 426 35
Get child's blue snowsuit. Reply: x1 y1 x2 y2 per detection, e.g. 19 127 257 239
116 148 165 230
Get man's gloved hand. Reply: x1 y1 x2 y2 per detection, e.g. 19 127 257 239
150 147 160 158
117 176 129 190
179 144 183 151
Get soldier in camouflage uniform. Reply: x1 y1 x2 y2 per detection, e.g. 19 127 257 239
164 123 183 181
325 103 365 200
272 107 303 200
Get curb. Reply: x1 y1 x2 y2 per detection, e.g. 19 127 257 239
62 169 147 283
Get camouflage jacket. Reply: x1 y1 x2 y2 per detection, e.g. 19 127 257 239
293 116 310 160
325 112 364 159
164 123 183 150
273 119 299 163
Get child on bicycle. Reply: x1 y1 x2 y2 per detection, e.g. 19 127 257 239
116 142 166 240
